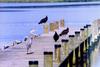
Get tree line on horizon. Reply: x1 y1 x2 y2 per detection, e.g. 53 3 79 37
0 0 99 3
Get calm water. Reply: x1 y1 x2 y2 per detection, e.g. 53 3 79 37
0 3 100 46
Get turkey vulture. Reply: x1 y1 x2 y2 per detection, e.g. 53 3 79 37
4 46 9 49
53 31 59 42
59 27 69 36
38 16 48 24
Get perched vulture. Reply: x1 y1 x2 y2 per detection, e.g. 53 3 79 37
53 31 59 42
38 16 48 24
59 27 69 36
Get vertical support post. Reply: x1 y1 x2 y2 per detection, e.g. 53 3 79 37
80 28 86 53
60 19 65 28
55 44 61 63
55 21 59 30
85 25 92 67
73 49 76 66
84 26 88 40
68 35 76 66
61 39 69 58
69 35 75 50
84 26 88 51
84 25 92 67
43 23 49 34
75 31 81 58
67 60 70 67
75 31 81 47
86 24 92 48
29 61 38 67
44 52 53 67
50 23 55 32
80 28 85 42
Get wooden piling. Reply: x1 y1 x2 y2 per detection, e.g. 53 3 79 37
50 23 55 32
55 44 61 63
29 61 38 67
55 21 59 29
80 28 86 53
44 52 53 67
80 28 85 41
68 35 76 66
86 24 92 48
69 35 75 50
67 60 70 67
73 50 76 65
61 39 69 57
75 31 81 58
43 23 49 34
60 19 65 28
75 31 81 46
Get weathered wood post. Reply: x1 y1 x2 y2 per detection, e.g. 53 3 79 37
75 31 81 67
61 39 69 59
84 26 88 51
83 25 92 67
86 24 92 48
80 28 85 41
43 23 49 34
55 21 59 30
50 23 55 32
75 31 81 58
87 25 92 67
29 61 38 67
68 35 76 66
80 28 86 53
60 19 65 28
55 44 61 63
80 28 85 67
69 35 75 50
44 52 53 67
86 25 92 67
75 31 81 47
82 26 88 67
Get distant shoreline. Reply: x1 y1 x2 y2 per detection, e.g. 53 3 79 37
1 2 100 8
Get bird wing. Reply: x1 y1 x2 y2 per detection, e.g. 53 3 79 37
59 28 69 36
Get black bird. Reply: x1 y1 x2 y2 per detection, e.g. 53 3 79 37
4 46 9 49
59 27 69 36
16 41 22 44
53 31 59 42
38 16 48 24
24 37 28 41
